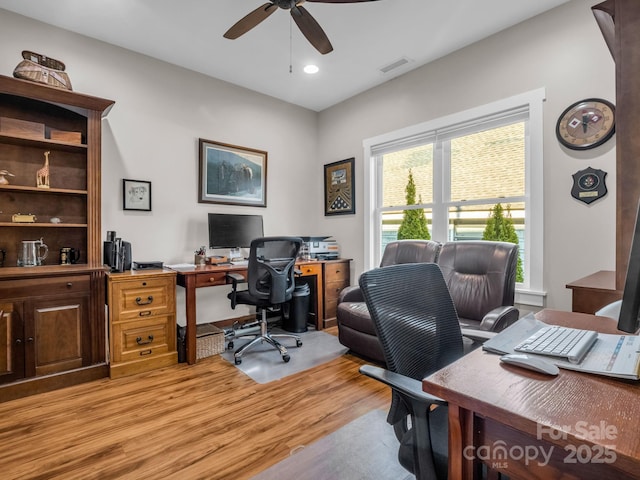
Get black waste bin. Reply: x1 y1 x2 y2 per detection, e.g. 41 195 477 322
283 282 310 333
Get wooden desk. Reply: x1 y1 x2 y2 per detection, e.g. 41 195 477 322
566 270 622 314
422 309 640 479
169 260 346 365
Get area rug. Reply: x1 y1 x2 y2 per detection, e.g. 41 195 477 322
250 408 412 480
220 328 349 384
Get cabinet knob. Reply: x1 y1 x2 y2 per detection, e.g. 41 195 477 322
142 282 147 286
136 295 154 305
66 282 73 288
27 337 34 342
15 338 22 345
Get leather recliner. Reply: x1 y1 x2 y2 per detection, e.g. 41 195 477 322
337 240 520 363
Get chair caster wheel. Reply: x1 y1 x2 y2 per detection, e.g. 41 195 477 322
296 340 303 347
283 354 290 363
227 342 234 350
234 357 242 365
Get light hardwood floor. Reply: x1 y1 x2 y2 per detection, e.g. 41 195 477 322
0 328 390 479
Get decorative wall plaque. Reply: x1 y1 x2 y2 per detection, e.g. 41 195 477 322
571 167 607 204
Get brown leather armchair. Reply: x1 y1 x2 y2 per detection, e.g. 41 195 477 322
337 240 442 363
437 240 519 332
337 240 520 362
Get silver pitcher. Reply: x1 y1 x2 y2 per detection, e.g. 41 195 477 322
18 238 48 267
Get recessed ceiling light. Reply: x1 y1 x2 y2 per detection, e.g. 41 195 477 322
304 64 319 74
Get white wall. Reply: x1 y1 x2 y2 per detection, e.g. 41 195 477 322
0 0 617 318
0 10 323 324
316 0 617 311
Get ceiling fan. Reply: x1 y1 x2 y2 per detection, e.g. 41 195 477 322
224 0 380 55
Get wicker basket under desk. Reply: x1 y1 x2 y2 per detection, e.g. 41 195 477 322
196 323 225 359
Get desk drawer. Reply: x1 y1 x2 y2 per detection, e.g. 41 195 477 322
195 271 236 287
111 277 174 318
111 316 173 363
298 263 322 277
324 262 349 283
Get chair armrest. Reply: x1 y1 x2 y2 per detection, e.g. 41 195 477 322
478 305 519 332
338 285 364 303
226 272 245 285
226 272 246 310
460 328 497 344
359 364 446 406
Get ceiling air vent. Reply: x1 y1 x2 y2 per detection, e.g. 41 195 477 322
379 57 412 74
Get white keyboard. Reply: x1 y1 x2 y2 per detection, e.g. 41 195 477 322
514 325 598 364
230 260 248 266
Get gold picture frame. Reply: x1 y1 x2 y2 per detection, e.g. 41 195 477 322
198 138 267 207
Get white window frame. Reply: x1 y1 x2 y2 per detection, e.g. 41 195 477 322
363 89 546 307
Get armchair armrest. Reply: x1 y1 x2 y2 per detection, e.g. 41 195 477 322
478 305 519 332
338 285 364 303
359 364 446 406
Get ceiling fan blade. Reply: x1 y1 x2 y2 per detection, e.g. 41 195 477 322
291 5 333 54
224 3 278 39
304 0 381 3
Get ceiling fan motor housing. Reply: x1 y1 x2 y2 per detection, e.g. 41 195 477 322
275 0 299 9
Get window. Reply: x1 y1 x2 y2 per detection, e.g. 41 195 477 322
363 89 545 306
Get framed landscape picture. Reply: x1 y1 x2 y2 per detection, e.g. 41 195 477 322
198 138 267 207
324 158 355 216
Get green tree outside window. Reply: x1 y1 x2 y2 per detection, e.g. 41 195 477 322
397 169 431 240
483 203 523 282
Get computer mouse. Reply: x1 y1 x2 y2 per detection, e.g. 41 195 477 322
500 353 560 376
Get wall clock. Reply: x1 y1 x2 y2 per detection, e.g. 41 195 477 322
556 98 615 150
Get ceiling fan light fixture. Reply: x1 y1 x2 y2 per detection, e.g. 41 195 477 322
304 64 320 74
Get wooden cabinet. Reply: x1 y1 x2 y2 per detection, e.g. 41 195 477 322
0 76 113 401
107 270 178 378
322 259 351 327
0 270 105 400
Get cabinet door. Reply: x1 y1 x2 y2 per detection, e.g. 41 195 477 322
25 293 90 377
0 303 25 384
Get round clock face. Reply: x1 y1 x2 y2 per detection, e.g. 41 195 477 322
556 98 615 150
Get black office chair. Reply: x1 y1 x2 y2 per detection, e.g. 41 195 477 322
226 236 303 365
358 262 465 480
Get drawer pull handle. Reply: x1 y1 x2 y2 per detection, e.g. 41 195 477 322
136 295 154 305
136 335 154 345
139 349 153 356
67 282 73 288
139 310 152 317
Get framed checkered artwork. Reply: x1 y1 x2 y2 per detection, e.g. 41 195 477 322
324 158 355 216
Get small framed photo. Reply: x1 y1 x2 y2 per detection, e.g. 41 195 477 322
123 179 152 211
198 138 267 207
324 158 355 216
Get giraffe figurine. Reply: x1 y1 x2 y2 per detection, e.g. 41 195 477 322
37 151 50 189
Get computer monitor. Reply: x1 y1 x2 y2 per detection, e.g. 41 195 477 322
208 213 264 249
617 202 640 333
